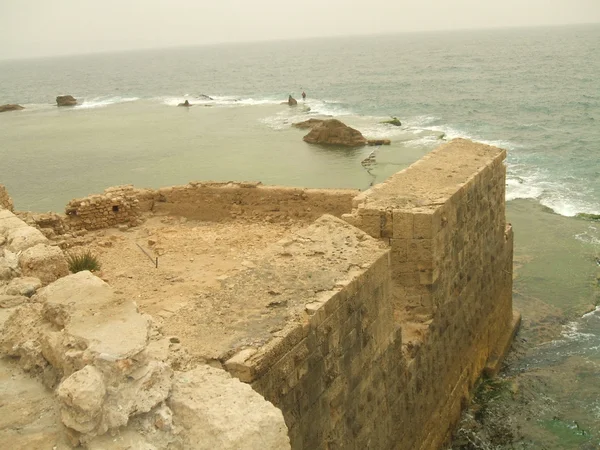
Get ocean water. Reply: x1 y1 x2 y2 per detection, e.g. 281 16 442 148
1 24 599 448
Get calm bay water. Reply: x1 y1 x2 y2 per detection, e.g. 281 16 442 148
1 24 599 448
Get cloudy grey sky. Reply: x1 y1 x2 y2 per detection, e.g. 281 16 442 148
1 0 599 59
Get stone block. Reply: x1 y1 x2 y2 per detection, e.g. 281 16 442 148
413 213 433 239
392 210 413 239
19 244 69 285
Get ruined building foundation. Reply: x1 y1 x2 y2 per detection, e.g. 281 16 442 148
0 139 519 449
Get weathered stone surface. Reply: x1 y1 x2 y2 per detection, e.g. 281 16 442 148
0 294 27 308
368 139 391 146
86 429 158 450
0 104 25 112
292 118 325 129
303 119 368 147
0 185 14 211
57 365 106 433
19 243 69 284
6 226 49 252
3 276 42 297
169 365 290 450
0 303 49 372
0 249 20 281
56 95 77 106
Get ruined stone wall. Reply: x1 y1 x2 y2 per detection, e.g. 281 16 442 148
0 184 14 212
60 182 357 231
138 182 357 222
64 185 141 231
224 139 516 450
341 139 516 449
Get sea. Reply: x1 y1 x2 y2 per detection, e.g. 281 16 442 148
1 24 599 449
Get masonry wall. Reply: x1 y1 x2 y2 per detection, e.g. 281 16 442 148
60 182 357 231
225 139 516 450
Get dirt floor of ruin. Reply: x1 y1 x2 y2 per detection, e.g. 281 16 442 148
79 213 306 364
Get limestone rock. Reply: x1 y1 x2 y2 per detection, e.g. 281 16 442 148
56 95 77 106
303 119 368 147
57 365 106 433
0 249 20 281
0 104 25 113
4 276 42 297
19 243 69 285
6 226 49 252
86 429 158 450
292 118 325 129
0 294 27 308
168 365 290 450
0 303 49 372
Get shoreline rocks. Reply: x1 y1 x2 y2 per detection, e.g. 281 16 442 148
56 95 77 107
302 119 368 147
380 116 402 126
0 104 25 113
281 95 297 106
178 100 192 107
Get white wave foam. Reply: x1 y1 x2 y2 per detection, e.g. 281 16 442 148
75 96 139 109
561 321 596 340
505 177 544 201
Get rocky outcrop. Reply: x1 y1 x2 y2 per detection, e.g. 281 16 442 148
303 119 368 147
0 271 173 445
381 116 401 126
56 95 77 107
0 185 14 212
0 104 24 113
168 365 290 449
368 139 391 146
19 244 69 284
178 100 192 107
282 95 297 106
292 118 325 129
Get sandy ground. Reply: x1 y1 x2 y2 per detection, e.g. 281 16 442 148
80 214 306 358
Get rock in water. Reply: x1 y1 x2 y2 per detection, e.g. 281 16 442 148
56 95 77 107
292 118 325 129
368 139 391 146
381 117 402 126
178 100 192 107
0 104 25 113
286 95 298 106
303 119 368 147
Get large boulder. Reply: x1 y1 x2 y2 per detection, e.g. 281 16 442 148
303 119 368 147
56 95 77 106
168 365 290 450
0 104 25 113
5 226 48 252
18 243 69 285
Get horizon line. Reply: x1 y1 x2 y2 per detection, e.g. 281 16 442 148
1 21 599 63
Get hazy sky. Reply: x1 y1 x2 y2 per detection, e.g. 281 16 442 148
1 0 599 59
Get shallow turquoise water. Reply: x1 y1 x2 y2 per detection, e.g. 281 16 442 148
1 24 599 448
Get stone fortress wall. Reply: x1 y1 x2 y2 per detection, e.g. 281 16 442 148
0 138 518 449
61 182 358 231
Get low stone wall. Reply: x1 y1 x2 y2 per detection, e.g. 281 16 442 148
64 185 141 231
0 185 14 212
57 182 357 232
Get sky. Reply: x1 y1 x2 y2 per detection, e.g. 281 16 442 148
1 0 600 60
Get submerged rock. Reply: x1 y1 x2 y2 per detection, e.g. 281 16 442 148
178 100 192 107
381 116 402 126
198 94 214 100
368 139 391 146
0 104 25 113
56 95 77 107
303 119 368 147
